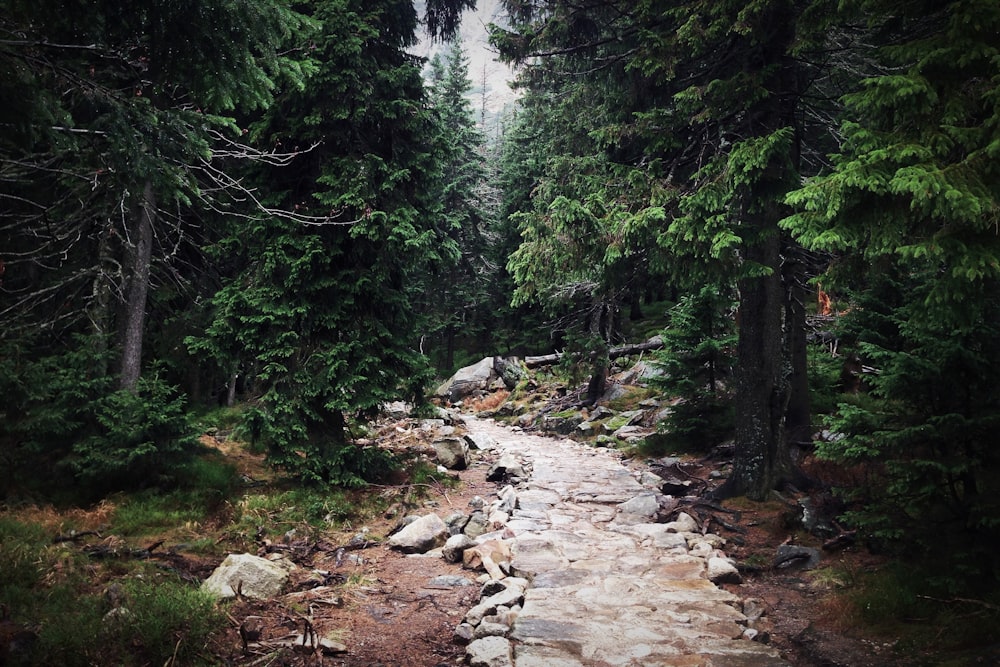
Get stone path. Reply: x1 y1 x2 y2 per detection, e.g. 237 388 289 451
464 416 789 667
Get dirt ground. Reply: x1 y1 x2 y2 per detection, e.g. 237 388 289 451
199 418 915 667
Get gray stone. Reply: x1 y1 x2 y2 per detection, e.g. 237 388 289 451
493 356 527 390
743 597 766 623
444 511 469 535
463 512 490 539
466 636 513 667
473 621 511 638
590 406 614 420
443 534 476 563
433 435 470 469
486 454 526 482
201 553 292 600
465 586 525 626
602 410 644 434
386 514 449 554
543 412 584 435
774 544 822 570
665 512 699 533
496 485 518 512
454 622 476 645
611 425 650 442
435 357 497 402
617 493 660 519
707 556 743 584
465 433 498 451
426 575 475 588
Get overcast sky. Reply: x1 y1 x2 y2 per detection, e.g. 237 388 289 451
412 0 519 118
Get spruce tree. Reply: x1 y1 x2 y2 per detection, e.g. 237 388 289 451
783 0 1000 574
191 0 473 485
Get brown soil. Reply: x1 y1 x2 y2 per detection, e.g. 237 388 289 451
200 426 504 667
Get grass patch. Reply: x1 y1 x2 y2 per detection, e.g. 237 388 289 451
835 561 1000 660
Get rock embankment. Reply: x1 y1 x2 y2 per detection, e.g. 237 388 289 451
456 416 788 667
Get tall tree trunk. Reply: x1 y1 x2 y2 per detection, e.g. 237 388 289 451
714 0 809 500
717 210 795 500
118 181 155 391
89 218 117 377
783 242 812 447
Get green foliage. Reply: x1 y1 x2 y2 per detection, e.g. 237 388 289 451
66 375 202 494
0 517 47 594
235 486 380 533
816 271 1000 579
189 0 460 485
652 285 737 452
250 412 400 489
0 339 200 500
784 0 1000 579
806 345 845 417
409 460 461 489
0 515 221 666
111 459 238 536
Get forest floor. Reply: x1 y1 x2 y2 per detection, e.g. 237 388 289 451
7 397 990 665
195 413 927 667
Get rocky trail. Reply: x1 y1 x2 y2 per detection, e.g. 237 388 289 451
457 416 788 667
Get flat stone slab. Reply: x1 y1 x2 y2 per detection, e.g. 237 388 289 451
463 417 789 667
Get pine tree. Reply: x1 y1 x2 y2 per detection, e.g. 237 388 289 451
492 0 832 496
0 0 310 493
783 0 1000 574
423 39 492 370
191 0 473 485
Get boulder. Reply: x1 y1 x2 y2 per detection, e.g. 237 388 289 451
386 514 449 554
443 534 476 563
603 410 644 433
435 358 497 402
616 493 660 520
611 425 651 442
463 511 490 539
201 553 293 600
665 512 699 533
774 544 822 570
433 436 470 470
465 432 497 451
493 356 526 390
463 539 512 580
542 411 584 435
707 556 743 584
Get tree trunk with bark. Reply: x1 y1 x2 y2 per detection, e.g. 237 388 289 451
118 181 155 392
716 209 796 501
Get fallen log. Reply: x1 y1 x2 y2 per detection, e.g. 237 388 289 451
524 337 664 368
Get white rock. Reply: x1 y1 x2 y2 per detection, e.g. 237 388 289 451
201 553 293 600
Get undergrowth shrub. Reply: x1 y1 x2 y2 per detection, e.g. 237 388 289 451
651 285 736 452
0 337 200 500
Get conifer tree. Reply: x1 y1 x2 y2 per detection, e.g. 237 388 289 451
423 39 491 369
783 0 1000 571
0 0 311 493
492 0 831 496
191 0 473 485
